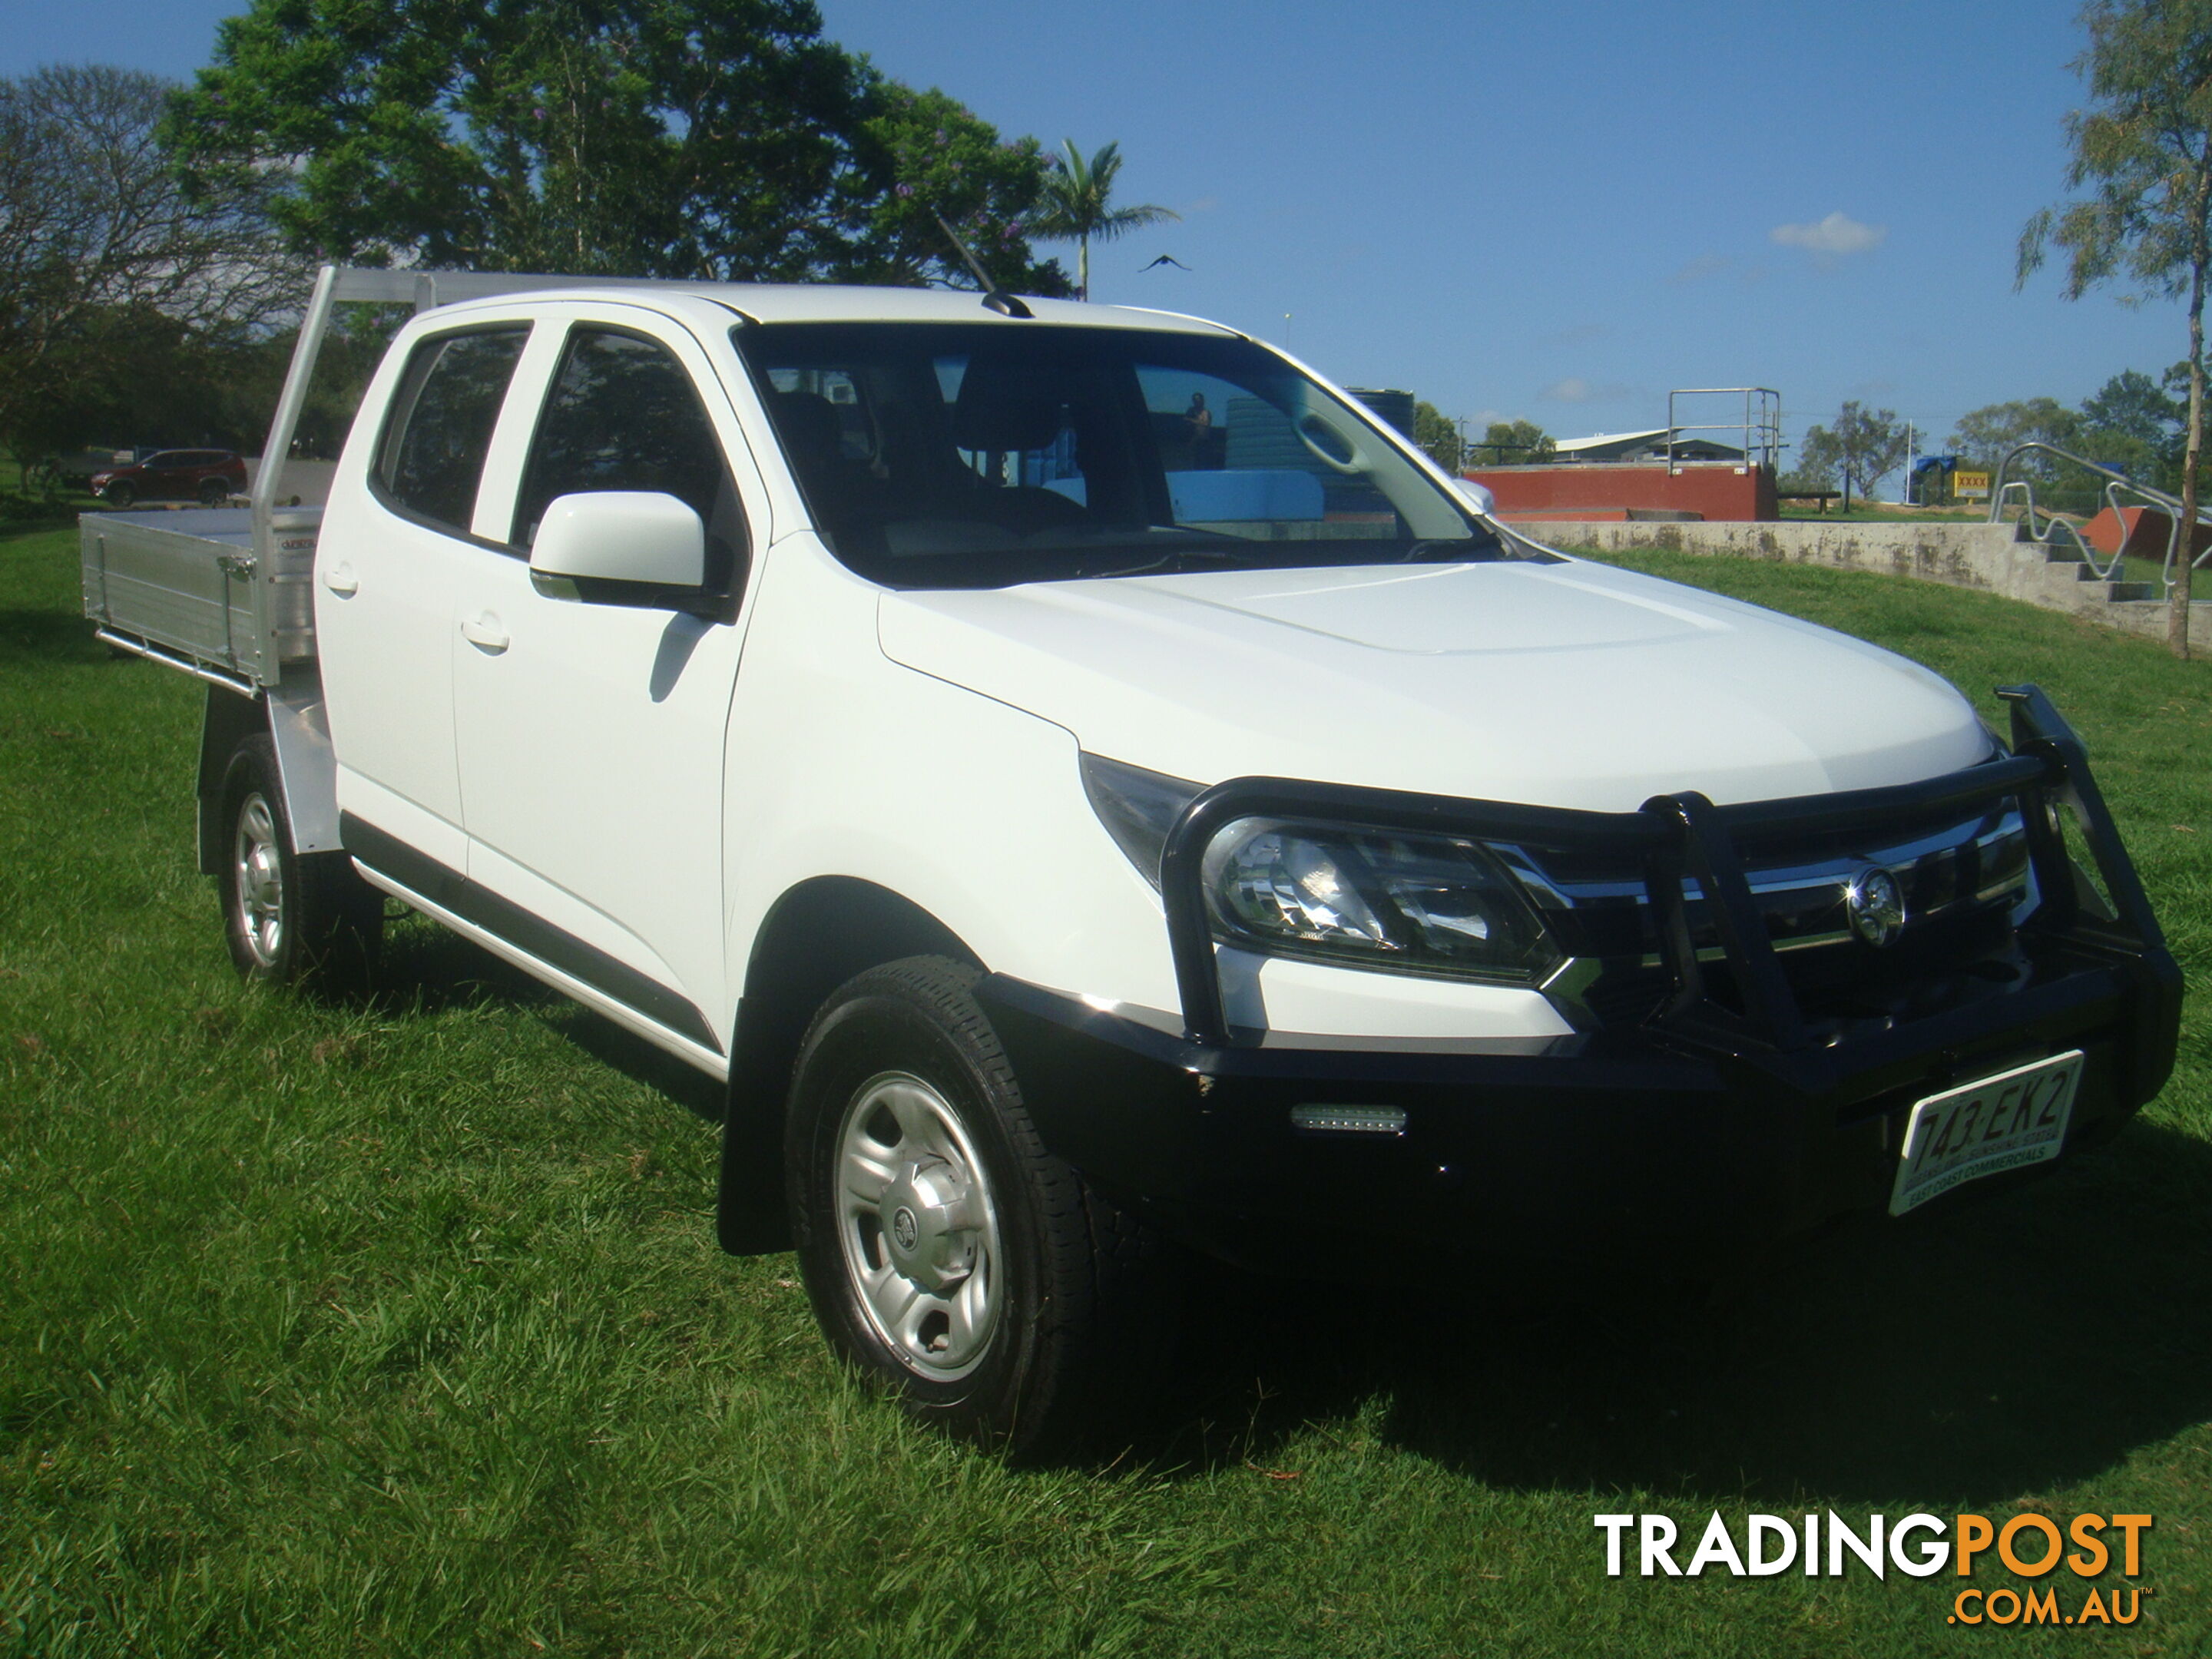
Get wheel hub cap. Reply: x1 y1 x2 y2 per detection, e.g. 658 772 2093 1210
232 793 284 969
877 1157 978 1293
247 844 281 906
833 1071 1003 1380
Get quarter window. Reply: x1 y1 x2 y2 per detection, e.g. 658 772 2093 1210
376 326 531 534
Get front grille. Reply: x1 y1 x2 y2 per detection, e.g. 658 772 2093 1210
1500 803 2034 1032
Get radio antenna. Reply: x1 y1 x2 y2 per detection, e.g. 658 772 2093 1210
932 210 1033 319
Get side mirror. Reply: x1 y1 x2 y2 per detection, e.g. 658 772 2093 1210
1452 478 1498 518
530 491 705 592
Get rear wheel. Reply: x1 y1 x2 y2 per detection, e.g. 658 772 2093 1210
218 735 382 990
787 956 1179 1459
197 478 229 505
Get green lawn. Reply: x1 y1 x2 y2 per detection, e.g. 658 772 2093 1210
1776 505 1986 523
3 523 2207 1657
1 461 100 523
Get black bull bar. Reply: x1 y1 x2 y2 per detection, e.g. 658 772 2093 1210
1154 684 2178 1071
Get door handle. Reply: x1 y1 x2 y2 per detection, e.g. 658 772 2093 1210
462 614 510 654
323 561 359 596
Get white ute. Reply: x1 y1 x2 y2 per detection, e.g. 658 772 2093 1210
81 267 2179 1456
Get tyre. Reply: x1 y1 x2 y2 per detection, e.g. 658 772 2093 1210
218 734 382 990
103 480 136 508
786 956 1178 1459
198 478 229 505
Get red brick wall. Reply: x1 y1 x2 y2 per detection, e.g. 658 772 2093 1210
1465 462 1777 522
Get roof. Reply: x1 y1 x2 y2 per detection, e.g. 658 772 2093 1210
1551 427 1747 462
412 273 1237 335
1551 429 1673 455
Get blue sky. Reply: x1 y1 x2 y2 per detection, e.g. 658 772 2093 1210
6 0 2190 462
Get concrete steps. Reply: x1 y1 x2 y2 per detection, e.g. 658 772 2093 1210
2012 521 2162 604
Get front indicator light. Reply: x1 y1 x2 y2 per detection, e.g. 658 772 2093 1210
1080 753 1202 890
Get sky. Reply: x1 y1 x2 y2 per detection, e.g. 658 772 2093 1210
5 0 2190 462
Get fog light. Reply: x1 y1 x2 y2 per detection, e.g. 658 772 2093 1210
1290 1104 1408 1135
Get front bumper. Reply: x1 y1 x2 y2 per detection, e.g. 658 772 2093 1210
979 686 2181 1269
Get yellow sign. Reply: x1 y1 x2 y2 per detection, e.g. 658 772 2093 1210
1955 469 1992 498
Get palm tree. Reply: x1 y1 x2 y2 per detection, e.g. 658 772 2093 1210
1031 140 1179 302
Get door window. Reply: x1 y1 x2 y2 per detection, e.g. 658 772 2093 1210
512 327 747 597
375 326 532 535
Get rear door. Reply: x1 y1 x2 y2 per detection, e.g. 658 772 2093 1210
318 320 534 869
449 304 763 1055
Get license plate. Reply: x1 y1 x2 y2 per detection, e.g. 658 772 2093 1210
1888 1051 2084 1217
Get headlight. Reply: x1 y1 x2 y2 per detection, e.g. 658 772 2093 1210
1200 816 1561 984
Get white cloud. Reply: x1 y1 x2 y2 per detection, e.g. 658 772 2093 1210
1670 254 1730 285
1770 212 1887 257
1543 378 1633 403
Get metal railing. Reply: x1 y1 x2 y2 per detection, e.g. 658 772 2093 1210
1664 388 1782 475
1987 441 2212 592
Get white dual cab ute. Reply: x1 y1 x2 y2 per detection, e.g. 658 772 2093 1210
81 266 2179 1455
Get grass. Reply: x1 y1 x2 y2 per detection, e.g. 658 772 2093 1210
4 521 2210 1657
0 461 98 524
1775 505 1986 523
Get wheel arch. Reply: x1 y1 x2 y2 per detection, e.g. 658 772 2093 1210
197 685 267 874
717 875 982 1254
196 675 344 872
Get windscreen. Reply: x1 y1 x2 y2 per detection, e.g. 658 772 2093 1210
737 322 1532 588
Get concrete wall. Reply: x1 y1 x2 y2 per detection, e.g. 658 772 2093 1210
1526 515 2212 651
1468 461 1776 522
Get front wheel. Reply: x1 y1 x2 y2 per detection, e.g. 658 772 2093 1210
218 735 382 990
102 480 136 508
787 956 1178 1459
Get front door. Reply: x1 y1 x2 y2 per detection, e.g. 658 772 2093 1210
449 306 762 1055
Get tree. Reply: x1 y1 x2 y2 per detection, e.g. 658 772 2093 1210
2018 0 2212 657
1946 397 2083 472
1800 402 1909 509
1029 140 1178 301
1477 418 1554 465
1421 413 1558 472
164 0 1063 291
12 309 263 462
1778 454 1837 495
1943 382 2180 510
1412 402 1462 471
2083 367 2184 444
840 85 1069 295
2076 368 2184 487
0 65 295 469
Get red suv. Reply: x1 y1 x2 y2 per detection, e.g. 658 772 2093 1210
89 449 249 508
